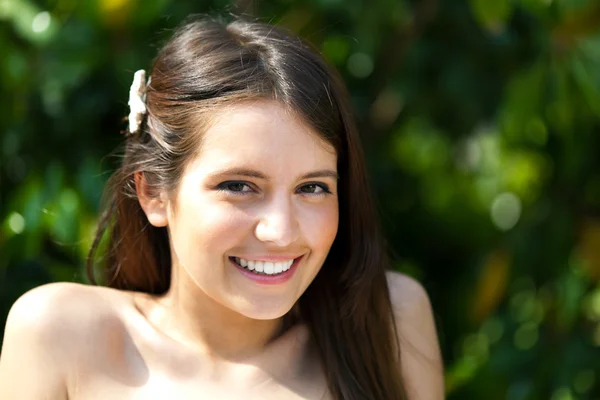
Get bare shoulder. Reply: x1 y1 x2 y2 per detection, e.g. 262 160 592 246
385 271 439 356
0 283 132 399
385 271 445 400
4 282 128 336
385 270 432 311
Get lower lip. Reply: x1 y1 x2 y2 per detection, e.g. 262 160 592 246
230 256 301 285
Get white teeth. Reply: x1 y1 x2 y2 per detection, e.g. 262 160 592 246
264 262 274 274
234 257 297 275
254 261 264 273
274 262 283 274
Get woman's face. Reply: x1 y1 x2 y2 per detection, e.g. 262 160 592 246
164 100 339 320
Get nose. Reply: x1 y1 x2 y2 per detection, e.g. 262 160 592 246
254 194 299 247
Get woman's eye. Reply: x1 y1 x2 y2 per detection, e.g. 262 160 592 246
217 181 253 195
299 183 330 195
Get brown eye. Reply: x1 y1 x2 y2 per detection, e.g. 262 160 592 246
298 183 330 195
227 183 247 192
216 181 254 195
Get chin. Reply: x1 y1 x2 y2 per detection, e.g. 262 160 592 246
234 298 297 321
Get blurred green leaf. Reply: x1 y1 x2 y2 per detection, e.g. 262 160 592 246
468 0 513 33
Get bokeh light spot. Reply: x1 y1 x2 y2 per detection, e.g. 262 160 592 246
347 52 373 78
583 289 600 321
551 387 574 400
480 317 504 344
573 369 595 394
8 212 25 234
60 189 79 213
370 89 403 128
491 192 521 231
514 322 538 350
31 11 50 33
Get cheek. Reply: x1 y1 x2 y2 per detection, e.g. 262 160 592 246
300 200 339 250
171 195 253 256
197 208 252 251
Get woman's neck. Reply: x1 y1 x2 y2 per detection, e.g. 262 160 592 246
149 273 287 362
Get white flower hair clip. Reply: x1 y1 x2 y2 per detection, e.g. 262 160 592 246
127 69 150 136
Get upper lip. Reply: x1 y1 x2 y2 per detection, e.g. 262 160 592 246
230 254 304 262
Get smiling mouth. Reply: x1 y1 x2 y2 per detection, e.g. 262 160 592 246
229 256 298 276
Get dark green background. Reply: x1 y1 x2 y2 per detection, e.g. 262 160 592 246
2 0 600 398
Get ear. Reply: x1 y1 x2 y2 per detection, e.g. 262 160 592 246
135 171 169 227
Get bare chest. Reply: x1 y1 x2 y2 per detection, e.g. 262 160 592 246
65 293 331 400
66 334 330 400
69 372 330 400
69 377 330 400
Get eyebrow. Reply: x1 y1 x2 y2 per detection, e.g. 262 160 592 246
208 167 339 180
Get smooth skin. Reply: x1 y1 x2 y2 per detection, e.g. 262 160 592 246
0 101 444 399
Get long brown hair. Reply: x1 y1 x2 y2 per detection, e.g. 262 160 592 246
88 15 407 399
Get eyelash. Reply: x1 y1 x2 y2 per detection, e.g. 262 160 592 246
216 181 332 197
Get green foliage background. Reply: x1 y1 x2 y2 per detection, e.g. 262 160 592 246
2 0 600 398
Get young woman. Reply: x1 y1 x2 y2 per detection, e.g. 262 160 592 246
0 15 443 400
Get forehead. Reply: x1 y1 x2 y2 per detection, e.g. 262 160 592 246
190 101 337 173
